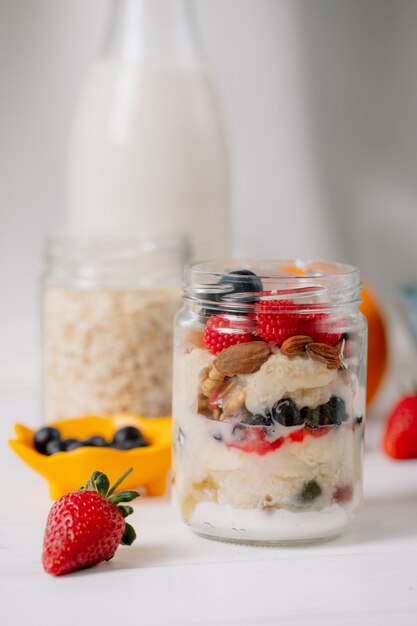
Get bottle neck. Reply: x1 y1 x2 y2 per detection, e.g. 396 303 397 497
102 0 202 66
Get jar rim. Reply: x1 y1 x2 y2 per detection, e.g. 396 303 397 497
44 233 190 288
185 258 360 282
46 232 189 259
183 258 362 312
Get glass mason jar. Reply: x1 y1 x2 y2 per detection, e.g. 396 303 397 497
42 235 188 421
172 260 367 544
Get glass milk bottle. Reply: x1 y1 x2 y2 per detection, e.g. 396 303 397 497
67 0 230 258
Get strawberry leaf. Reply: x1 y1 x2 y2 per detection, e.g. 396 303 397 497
109 490 139 505
95 472 110 496
121 522 136 546
117 505 134 518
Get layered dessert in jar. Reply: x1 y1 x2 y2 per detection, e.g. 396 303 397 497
172 260 367 544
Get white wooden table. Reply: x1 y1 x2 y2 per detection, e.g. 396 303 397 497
1 385 416 626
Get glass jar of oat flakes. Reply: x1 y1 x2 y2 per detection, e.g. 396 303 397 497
43 236 188 421
172 260 367 544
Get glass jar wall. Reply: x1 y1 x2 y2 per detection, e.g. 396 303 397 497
43 235 188 421
172 260 367 544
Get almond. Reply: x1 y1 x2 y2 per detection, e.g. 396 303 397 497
306 342 341 369
281 335 313 356
213 341 271 376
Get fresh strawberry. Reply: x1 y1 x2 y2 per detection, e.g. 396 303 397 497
42 468 139 576
227 424 331 456
383 394 417 459
298 313 342 346
203 314 253 355
250 296 298 346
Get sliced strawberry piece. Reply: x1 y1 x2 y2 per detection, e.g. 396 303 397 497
226 425 332 456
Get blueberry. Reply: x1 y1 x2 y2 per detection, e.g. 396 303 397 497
318 402 334 426
112 426 148 449
273 399 303 427
34 426 61 454
301 406 321 429
232 423 247 442
327 396 348 425
113 426 144 445
83 435 108 447
45 439 66 455
200 269 263 320
112 440 149 450
61 438 79 447
241 414 272 426
355 416 363 425
65 440 85 451
298 479 322 504
218 270 263 297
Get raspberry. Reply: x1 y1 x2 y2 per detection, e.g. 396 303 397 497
250 298 299 346
299 313 342 346
203 315 253 355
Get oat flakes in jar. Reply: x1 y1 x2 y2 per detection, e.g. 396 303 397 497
43 236 188 420
172 260 367 544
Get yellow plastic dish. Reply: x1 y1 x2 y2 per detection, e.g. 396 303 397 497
9 415 172 500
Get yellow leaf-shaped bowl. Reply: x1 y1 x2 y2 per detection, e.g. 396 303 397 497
9 415 172 500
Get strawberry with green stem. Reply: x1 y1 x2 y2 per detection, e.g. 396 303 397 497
42 467 139 576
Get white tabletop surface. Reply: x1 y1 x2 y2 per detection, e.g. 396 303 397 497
1 385 416 626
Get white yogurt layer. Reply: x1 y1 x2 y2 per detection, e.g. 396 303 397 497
189 500 352 542
242 352 338 414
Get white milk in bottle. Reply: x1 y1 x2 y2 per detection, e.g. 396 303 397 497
67 0 230 258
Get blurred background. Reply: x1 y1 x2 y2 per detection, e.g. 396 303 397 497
1 0 417 392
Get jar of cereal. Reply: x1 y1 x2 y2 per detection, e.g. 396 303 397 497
43 235 188 420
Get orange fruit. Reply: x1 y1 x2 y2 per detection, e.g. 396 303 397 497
360 285 388 406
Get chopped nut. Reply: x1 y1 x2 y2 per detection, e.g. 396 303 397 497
223 387 247 417
306 342 341 369
281 335 313 356
192 476 218 496
214 341 272 376
198 367 210 384
197 393 209 412
201 377 222 397
261 495 278 510
211 407 222 420
208 364 225 382
199 364 226 397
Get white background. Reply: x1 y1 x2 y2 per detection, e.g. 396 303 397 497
2 0 417 385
